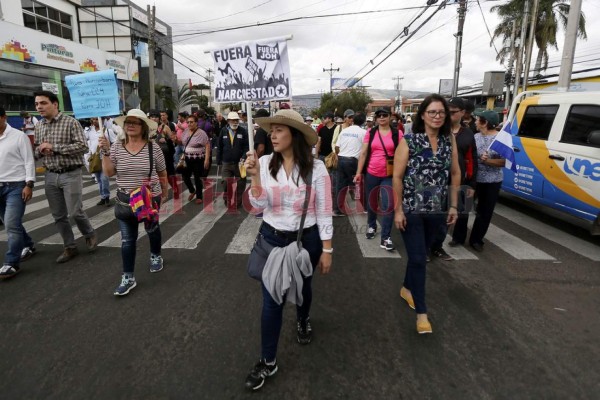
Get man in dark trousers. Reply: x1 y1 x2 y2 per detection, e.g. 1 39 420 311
253 109 272 158
217 111 249 208
429 97 478 260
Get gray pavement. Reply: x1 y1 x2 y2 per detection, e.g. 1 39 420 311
1 179 599 399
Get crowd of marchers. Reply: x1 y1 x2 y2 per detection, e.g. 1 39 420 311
0 91 506 392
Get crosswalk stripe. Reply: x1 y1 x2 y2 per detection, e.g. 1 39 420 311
346 209 401 259
466 217 555 260
494 203 600 262
0 187 115 241
25 183 104 215
443 233 479 260
97 190 190 247
162 200 227 249
225 215 263 254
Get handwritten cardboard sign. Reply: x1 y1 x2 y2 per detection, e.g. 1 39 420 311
65 69 120 119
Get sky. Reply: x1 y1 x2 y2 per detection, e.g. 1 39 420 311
136 0 600 96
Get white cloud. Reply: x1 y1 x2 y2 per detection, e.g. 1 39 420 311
135 0 600 95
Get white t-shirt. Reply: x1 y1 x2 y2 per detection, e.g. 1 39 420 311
335 125 366 159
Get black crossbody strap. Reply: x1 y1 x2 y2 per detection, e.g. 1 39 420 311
377 130 391 158
183 129 198 153
296 170 314 248
148 142 153 179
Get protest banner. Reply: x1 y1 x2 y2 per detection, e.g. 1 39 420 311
65 69 120 119
209 36 292 104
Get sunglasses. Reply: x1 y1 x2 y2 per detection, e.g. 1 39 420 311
377 113 389 118
124 120 143 126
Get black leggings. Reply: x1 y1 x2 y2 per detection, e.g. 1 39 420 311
182 157 205 199
469 181 502 245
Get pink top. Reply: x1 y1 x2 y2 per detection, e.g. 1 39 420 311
364 130 401 177
181 128 209 159
176 121 188 141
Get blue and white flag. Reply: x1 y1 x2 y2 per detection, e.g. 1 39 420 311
488 126 517 172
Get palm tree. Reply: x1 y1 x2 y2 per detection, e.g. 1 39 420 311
172 84 202 113
491 0 587 77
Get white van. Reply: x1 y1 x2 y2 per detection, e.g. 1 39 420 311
501 91 600 234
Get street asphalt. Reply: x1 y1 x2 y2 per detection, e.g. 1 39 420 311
1 195 599 399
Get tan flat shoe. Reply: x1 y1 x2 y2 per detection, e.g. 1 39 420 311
400 287 416 310
416 319 432 335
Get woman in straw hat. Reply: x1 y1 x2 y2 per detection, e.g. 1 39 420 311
98 109 168 296
243 109 333 391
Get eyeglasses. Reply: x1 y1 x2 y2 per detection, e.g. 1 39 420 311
425 110 446 118
124 120 143 126
377 113 389 118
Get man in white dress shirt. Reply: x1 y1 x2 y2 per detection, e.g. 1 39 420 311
0 108 36 279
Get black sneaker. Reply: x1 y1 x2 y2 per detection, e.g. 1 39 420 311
365 227 376 240
380 237 395 251
96 198 107 206
432 247 453 261
297 318 313 345
244 359 278 391
20 245 36 262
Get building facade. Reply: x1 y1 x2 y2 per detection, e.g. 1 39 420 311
0 0 176 123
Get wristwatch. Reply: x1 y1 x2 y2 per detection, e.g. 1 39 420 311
26 181 34 188
322 248 334 254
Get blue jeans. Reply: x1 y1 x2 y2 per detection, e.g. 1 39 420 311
400 212 446 314
259 223 323 362
335 157 357 213
0 182 34 267
173 145 184 169
365 173 394 239
93 172 110 199
118 196 162 274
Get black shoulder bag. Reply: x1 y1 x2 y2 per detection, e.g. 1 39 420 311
247 170 313 281
175 129 197 173
114 142 154 221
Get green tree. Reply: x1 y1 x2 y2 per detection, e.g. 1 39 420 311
171 84 203 113
492 0 587 76
316 89 372 117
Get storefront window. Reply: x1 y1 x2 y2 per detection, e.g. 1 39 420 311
0 59 73 112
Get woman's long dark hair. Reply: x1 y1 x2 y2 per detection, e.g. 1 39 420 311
411 94 452 136
269 126 314 186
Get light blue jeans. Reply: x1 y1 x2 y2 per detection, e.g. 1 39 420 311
0 182 34 266
93 172 110 199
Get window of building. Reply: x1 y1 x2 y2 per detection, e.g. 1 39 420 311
78 6 132 57
21 0 73 41
561 105 600 148
517 105 559 140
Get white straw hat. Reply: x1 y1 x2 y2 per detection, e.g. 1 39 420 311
114 109 158 130
255 109 318 146
227 111 240 120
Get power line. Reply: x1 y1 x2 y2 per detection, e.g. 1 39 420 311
166 0 272 25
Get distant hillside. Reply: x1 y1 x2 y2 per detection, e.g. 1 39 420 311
293 89 430 111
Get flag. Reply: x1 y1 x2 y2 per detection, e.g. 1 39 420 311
488 127 517 172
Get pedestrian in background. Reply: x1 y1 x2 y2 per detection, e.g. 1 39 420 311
34 90 97 263
469 110 505 252
85 117 116 206
217 112 248 209
181 114 210 204
243 109 333 391
20 110 38 147
99 109 168 296
174 111 188 168
334 112 366 216
149 110 179 199
393 94 460 334
354 107 402 251
0 107 36 279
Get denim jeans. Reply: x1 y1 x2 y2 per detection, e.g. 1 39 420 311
259 223 323 362
173 145 184 169
93 171 110 199
0 182 34 267
401 212 446 314
118 196 162 274
364 173 394 239
335 157 357 213
45 169 95 249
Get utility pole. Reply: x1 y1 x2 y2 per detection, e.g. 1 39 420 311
557 0 582 92
522 0 540 91
393 76 404 114
504 20 518 113
147 5 156 109
206 68 213 108
451 0 467 97
323 63 339 93
512 0 530 99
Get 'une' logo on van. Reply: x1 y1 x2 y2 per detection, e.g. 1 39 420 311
563 156 600 181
